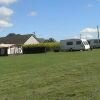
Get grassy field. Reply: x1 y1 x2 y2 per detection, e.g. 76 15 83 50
0 50 100 100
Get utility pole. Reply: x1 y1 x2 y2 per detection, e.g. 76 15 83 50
80 33 82 39
97 25 99 44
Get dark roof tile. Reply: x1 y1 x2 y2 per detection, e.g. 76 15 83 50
0 34 36 44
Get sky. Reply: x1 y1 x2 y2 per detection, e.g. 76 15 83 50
0 0 100 40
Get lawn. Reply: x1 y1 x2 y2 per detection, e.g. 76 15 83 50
0 50 100 100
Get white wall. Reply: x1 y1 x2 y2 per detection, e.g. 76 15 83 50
8 46 23 55
24 36 39 45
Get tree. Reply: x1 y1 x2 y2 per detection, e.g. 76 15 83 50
6 33 21 37
6 33 16 37
44 38 56 43
48 38 56 42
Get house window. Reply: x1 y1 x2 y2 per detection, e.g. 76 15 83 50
67 42 73 45
76 41 81 45
1 48 5 55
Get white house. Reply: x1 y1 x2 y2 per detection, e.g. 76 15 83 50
0 44 23 56
0 34 45 55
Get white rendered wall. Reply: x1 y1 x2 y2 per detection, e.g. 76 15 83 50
24 36 39 45
8 47 23 54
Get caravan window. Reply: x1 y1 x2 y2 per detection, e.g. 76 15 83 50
94 40 100 43
87 40 90 44
94 40 98 43
67 42 73 45
76 41 81 45
83 41 89 45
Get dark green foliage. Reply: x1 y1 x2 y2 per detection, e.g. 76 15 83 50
6 33 20 37
44 38 56 43
23 47 46 54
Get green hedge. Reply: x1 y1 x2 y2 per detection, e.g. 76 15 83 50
23 42 60 52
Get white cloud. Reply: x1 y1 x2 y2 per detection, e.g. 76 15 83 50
80 27 99 39
82 34 94 39
73 36 79 39
0 0 17 5
96 0 100 2
28 11 38 16
87 4 94 8
0 6 14 29
81 28 98 33
0 6 13 17
0 20 13 28
0 0 16 29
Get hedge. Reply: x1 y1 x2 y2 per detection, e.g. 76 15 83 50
23 42 60 54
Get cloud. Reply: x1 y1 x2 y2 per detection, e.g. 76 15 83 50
82 34 94 39
0 6 14 28
0 6 13 17
28 11 38 16
0 0 17 29
81 28 98 33
87 4 94 8
80 27 99 39
0 0 17 5
0 20 13 28
96 0 100 2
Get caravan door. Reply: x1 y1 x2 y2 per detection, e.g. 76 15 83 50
81 39 90 50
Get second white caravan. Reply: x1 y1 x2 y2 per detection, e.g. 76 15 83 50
60 39 90 51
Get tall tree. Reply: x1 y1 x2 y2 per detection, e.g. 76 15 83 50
44 38 56 42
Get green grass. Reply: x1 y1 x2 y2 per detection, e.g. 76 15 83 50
0 50 100 100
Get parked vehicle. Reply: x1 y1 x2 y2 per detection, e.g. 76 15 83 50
60 39 90 51
87 39 100 48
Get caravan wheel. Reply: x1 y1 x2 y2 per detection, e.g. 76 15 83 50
69 48 73 51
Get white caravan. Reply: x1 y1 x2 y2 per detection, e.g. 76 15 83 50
87 39 100 48
60 39 90 51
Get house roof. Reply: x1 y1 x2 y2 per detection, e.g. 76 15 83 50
37 38 45 43
0 44 15 48
0 34 39 45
